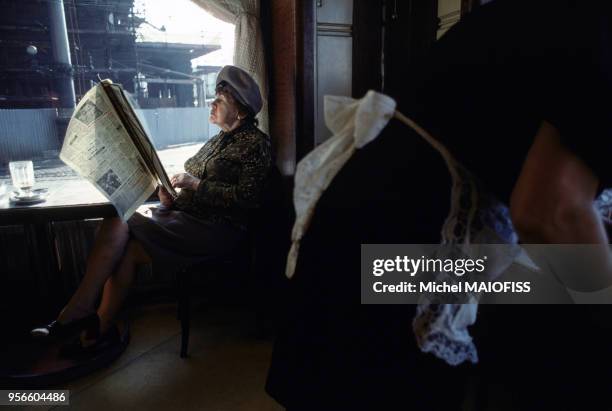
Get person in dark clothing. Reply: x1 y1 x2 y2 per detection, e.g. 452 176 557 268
267 1 612 409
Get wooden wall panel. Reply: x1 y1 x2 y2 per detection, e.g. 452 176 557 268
266 0 390 168
314 0 353 145
315 34 352 144
267 0 298 176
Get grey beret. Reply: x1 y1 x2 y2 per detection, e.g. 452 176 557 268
216 65 263 115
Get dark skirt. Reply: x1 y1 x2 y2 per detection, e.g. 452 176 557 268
127 206 246 274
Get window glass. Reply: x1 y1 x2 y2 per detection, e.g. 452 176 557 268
0 0 233 196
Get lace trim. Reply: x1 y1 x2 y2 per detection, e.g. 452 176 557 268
413 304 479 366
395 111 517 366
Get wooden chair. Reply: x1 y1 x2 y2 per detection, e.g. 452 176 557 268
175 167 289 358
175 249 250 358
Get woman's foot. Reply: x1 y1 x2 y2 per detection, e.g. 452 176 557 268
59 325 120 360
30 313 100 340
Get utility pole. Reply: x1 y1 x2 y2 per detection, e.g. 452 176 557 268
48 0 76 109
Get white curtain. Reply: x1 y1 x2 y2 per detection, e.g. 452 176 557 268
191 0 268 134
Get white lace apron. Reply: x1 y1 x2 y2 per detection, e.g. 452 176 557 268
286 91 521 366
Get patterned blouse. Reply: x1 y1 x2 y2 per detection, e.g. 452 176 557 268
173 122 272 230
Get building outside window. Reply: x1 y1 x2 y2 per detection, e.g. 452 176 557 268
0 0 233 194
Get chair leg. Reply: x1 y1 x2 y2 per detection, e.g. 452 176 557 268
180 299 190 358
177 269 191 358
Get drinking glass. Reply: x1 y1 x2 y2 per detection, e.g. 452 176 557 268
0 180 7 205
9 161 35 197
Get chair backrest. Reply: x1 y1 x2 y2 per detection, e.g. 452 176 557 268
248 163 281 222
247 165 291 300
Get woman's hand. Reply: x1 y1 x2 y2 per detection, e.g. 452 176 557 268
158 185 174 208
171 173 201 191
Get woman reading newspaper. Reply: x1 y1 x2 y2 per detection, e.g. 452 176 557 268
31 66 272 354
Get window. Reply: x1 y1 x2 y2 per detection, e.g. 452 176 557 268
0 0 233 196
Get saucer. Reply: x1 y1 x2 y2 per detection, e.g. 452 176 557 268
10 188 48 205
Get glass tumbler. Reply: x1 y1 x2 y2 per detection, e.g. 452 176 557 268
9 160 35 197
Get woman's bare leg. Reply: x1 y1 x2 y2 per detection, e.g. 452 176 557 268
57 217 130 324
96 239 151 334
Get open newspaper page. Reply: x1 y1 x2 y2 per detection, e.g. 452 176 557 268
60 84 157 220
102 82 176 197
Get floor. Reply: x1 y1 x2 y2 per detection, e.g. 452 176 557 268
19 303 283 411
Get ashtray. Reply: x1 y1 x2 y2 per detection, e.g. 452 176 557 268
10 188 48 205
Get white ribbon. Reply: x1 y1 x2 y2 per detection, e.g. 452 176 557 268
286 91 397 278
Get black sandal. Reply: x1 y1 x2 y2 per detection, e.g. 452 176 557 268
59 325 120 360
31 313 100 341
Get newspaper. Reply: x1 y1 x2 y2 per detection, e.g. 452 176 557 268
60 80 174 220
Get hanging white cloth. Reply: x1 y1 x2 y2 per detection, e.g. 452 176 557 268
190 0 269 134
286 90 522 366
286 91 397 278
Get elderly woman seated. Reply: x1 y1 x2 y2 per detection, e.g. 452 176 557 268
31 65 272 352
